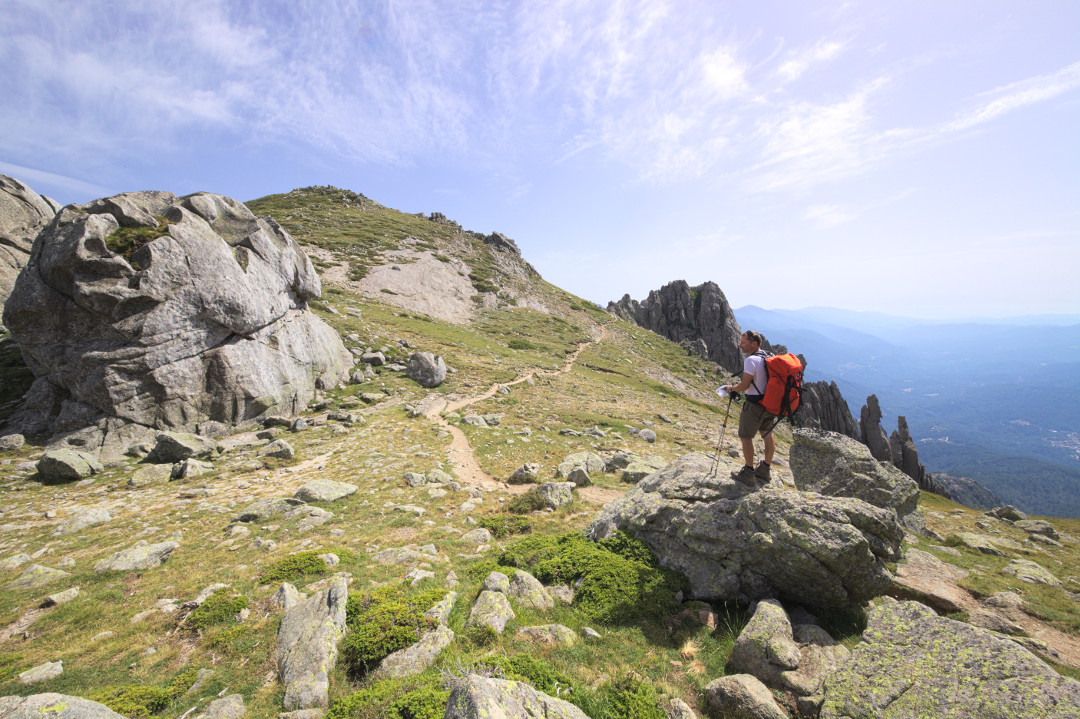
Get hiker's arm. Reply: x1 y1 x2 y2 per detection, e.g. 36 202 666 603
725 374 753 393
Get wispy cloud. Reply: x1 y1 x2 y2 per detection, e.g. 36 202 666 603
0 161 112 199
804 204 856 228
778 39 848 82
946 60 1080 132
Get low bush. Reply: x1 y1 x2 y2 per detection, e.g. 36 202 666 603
186 591 248 630
573 676 666 719
260 548 358 583
327 675 449 719
490 654 575 696
478 516 532 538
340 585 445 677
506 489 549 514
497 532 684 621
89 668 199 718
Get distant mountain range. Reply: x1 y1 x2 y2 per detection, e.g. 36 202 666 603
735 305 1080 518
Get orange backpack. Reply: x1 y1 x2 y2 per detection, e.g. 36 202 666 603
759 353 804 418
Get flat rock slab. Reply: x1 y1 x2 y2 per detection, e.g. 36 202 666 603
0 693 127 718
704 674 789 719
956 532 1007 556
889 548 973 613
19 660 63 684
276 575 348 711
53 507 112 536
294 479 358 503
235 497 305 522
1002 558 1061 586
466 590 515 634
372 625 454 679
192 694 246 719
445 675 589 719
372 546 443 565
7 564 70 590
820 601 1080 719
516 624 578 646
36 449 103 482
94 541 179 572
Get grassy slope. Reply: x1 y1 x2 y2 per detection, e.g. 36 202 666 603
1 187 1078 717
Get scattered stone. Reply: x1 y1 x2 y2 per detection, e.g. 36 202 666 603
463 415 488 427
0 434 26 451
555 452 605 479
260 439 295 460
482 571 510 594
276 576 348 711
509 570 554 610
41 587 79 607
150 432 218 463
0 693 126 718
729 599 801 684
566 467 591 487
0 553 31 570
171 458 214 479
192 694 245 719
373 546 444 566
36 448 103 482
462 528 493 544
405 568 435 586
955 532 1007 556
582 627 601 640
466 591 515 633
235 497 306 522
1001 558 1061 586
537 482 574 509
19 660 63 684
639 429 657 443
361 351 386 366
8 564 70 590
704 674 788 719
987 505 1028 522
94 541 179 572
406 352 447 388
372 625 454 680
445 675 588 719
508 463 540 484
427 468 455 484
294 480 358 503
516 624 578 646
820 601 1080 719
548 585 574 605
52 507 111 535
425 591 457 625
1014 519 1059 541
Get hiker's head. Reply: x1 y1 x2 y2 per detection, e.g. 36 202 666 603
739 330 762 353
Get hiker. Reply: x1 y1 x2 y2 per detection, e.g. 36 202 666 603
720 330 775 484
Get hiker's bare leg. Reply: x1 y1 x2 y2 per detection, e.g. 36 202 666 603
762 432 775 464
741 437 755 468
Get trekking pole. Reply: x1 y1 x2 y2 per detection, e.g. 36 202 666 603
710 391 736 477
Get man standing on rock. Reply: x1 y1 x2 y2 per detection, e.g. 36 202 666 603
720 330 775 484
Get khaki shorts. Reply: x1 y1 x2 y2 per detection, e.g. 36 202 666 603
738 400 776 438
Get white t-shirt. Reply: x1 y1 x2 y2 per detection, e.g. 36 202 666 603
744 351 768 397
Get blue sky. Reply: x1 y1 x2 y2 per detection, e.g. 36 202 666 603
2 0 1078 319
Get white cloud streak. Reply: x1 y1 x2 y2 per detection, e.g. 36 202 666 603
947 60 1080 132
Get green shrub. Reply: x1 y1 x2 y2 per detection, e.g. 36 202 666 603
507 489 550 515
88 669 199 718
327 676 449 719
104 217 173 263
573 677 666 719
260 550 333 583
491 654 574 696
507 339 536 350
186 591 248 630
462 624 499 648
478 516 532 538
498 532 683 621
340 586 445 677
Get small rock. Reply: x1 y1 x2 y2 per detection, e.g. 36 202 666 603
19 660 64 684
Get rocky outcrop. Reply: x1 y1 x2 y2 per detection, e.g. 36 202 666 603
3 190 352 448
858 395 891 462
0 176 58 317
789 429 921 530
820 601 1080 719
588 453 903 609
607 280 743 372
931 472 1002 511
889 416 928 488
276 575 348 711
798 381 859 439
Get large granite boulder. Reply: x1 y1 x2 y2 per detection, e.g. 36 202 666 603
2 190 352 445
0 175 58 316
588 453 903 609
820 601 1080 718
405 352 446 388
608 280 743 372
789 429 921 528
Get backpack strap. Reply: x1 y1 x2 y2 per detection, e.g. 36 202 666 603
748 350 769 395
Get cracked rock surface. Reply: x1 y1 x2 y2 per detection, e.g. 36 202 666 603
3 190 352 448
588 453 903 609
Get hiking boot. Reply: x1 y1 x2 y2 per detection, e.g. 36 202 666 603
754 461 772 482
731 465 756 484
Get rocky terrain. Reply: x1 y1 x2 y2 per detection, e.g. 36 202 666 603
1 184 1079 719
